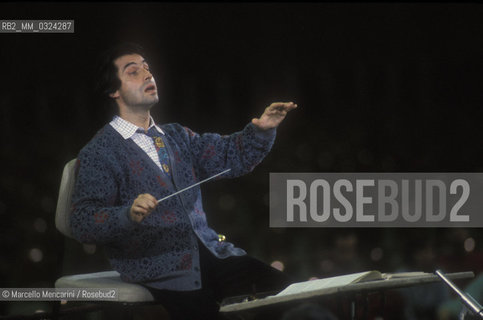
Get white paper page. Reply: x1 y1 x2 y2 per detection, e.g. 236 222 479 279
276 271 375 297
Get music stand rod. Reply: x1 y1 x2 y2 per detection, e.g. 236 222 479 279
435 269 483 318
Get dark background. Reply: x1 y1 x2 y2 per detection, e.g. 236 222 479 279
0 2 482 317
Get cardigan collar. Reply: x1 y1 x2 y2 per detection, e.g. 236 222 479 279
109 114 164 140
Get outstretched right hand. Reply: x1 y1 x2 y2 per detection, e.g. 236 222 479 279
129 193 158 223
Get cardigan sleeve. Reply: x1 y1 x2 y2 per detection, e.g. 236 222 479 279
69 147 137 245
182 122 277 180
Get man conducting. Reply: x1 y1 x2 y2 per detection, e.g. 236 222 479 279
70 43 297 319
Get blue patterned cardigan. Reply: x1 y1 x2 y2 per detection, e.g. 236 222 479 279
70 121 276 291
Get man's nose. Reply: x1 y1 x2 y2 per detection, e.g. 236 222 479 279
144 69 153 80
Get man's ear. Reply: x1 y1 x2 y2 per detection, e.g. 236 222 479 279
109 90 120 99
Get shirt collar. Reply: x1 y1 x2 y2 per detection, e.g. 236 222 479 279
109 115 164 140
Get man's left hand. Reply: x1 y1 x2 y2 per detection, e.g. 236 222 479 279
252 102 298 130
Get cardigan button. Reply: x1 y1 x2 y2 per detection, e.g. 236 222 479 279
194 280 200 286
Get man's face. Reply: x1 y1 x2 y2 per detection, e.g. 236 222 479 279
110 54 159 111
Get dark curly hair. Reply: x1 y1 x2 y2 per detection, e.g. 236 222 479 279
94 42 147 109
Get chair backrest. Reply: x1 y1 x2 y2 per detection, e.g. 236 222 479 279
55 159 78 238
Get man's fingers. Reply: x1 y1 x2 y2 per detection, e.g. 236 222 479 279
130 193 159 222
268 102 298 113
138 194 158 209
133 204 149 215
269 101 296 107
255 101 298 128
144 194 158 207
134 200 151 213
269 101 291 106
266 109 289 120
269 108 288 115
139 199 155 210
